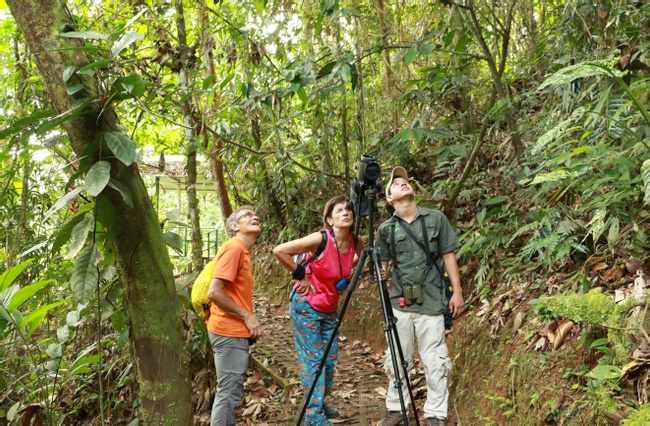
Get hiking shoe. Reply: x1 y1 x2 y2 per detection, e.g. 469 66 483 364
378 411 403 426
323 405 339 418
426 417 445 426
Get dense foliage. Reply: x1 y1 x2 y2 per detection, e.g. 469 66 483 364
0 0 648 424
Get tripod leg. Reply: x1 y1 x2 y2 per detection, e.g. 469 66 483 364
373 253 421 426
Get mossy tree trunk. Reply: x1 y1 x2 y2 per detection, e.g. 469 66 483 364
6 0 192 423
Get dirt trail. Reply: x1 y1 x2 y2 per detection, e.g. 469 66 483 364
243 294 390 425
193 293 446 425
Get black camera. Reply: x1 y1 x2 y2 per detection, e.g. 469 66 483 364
349 155 382 218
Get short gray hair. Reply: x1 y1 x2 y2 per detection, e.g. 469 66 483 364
225 205 253 238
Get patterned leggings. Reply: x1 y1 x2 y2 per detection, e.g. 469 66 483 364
290 292 338 425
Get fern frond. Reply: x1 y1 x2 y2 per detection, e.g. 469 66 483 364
531 108 586 154
538 59 624 91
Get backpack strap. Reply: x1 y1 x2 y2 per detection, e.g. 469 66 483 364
304 229 328 268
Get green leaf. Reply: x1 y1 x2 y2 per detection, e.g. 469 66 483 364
78 59 110 72
85 161 111 197
538 60 624 91
608 217 620 245
70 245 98 304
485 196 512 206
111 31 144 56
341 63 350 82
107 179 134 209
164 232 183 253
0 260 33 292
67 84 84 95
120 9 147 33
44 186 84 221
404 45 418 65
387 129 412 144
111 310 126 332
59 31 107 40
350 63 358 92
317 61 336 78
587 365 621 381
63 66 76 83
111 74 145 100
104 132 137 166
590 338 609 349
67 218 95 260
52 213 87 255
6 279 54 313
117 327 129 350
420 43 435 54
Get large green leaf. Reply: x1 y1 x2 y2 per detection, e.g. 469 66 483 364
0 259 33 292
104 132 137 166
25 302 64 338
67 218 95 260
6 279 54 313
111 31 144 56
44 186 84 221
404 45 418 65
85 161 111 197
111 74 145 100
59 31 107 40
52 211 89 255
164 232 183 253
107 179 134 209
70 245 98 304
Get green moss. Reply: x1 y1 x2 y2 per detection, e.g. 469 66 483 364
538 291 615 326
621 402 650 425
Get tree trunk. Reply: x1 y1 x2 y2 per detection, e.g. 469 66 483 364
199 6 232 225
459 3 524 158
376 0 399 135
175 0 203 271
6 1 193 423
445 89 497 217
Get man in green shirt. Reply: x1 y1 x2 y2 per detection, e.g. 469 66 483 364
376 167 465 426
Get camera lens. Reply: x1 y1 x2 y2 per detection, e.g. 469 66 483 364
364 162 381 181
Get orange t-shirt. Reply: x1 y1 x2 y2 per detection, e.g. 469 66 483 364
206 238 253 337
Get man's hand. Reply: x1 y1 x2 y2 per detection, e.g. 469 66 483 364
245 315 264 340
296 276 316 296
449 291 465 319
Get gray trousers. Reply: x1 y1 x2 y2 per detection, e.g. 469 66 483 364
208 331 250 426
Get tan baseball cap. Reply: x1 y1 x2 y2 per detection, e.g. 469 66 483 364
385 166 408 198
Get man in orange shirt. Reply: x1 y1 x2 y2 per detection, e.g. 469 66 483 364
206 206 264 426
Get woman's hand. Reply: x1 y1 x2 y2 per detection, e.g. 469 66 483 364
296 277 316 296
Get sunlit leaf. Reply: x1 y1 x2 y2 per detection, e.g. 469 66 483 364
111 31 144 56
6 280 54 313
67 218 95 260
164 232 183 253
63 66 75 82
85 161 111 197
59 31 107 40
105 132 137 166
0 260 33 292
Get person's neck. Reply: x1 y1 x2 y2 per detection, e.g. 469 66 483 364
235 233 258 249
394 200 418 224
332 226 351 244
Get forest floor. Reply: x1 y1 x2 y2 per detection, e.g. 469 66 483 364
192 293 464 425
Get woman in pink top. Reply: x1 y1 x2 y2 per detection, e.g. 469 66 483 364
273 195 364 426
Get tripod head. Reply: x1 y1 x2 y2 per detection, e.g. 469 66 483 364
348 155 382 244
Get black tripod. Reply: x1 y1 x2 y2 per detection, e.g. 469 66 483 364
296 186 420 426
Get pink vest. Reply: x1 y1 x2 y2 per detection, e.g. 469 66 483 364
303 230 355 313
